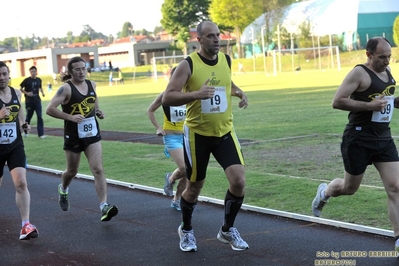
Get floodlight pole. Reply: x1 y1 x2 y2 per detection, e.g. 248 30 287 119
290 33 294 72
261 25 268 76
16 36 20 52
329 34 334 68
277 25 282 73
250 27 256 73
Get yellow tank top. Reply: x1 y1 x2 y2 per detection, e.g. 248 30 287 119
162 105 185 131
184 52 233 137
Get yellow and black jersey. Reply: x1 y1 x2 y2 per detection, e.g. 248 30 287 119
184 52 233 137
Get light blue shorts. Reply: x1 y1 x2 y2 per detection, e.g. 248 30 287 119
163 134 183 158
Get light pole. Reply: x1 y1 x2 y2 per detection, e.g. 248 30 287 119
261 25 267 76
16 36 20 52
250 27 255 73
277 24 282 73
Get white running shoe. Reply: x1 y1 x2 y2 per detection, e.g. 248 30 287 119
217 226 249 251
312 183 328 217
178 224 197 252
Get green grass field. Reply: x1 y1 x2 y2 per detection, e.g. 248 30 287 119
18 48 399 231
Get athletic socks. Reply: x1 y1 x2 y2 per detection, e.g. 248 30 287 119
100 202 108 211
22 220 29 227
222 190 244 231
322 190 330 201
180 196 196 231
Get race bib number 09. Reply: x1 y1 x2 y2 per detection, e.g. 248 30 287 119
371 95 394 123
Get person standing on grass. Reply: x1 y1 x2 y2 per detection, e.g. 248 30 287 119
0 61 38 240
45 56 118 222
109 72 113 86
118 69 124 84
163 20 249 252
20 66 45 138
238 62 245 74
311 37 399 253
147 67 187 211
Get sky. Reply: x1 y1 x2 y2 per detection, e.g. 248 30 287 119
2 0 164 40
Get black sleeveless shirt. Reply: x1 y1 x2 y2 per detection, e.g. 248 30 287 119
0 87 23 153
344 64 396 140
61 80 101 139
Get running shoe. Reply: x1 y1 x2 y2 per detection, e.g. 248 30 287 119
101 204 118 221
171 199 181 211
178 224 197 252
19 223 38 240
163 172 174 197
217 226 249 251
312 183 328 217
58 183 69 211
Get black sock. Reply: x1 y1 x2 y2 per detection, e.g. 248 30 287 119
222 190 244 232
180 196 196 231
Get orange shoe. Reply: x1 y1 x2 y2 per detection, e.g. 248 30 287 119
19 223 38 240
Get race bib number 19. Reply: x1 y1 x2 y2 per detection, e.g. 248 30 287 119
201 86 227 114
78 117 98 138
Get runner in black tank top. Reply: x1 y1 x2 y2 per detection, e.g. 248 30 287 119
311 37 399 255
0 61 38 240
46 56 118 222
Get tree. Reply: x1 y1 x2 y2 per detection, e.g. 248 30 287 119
260 0 294 52
66 31 74 44
161 0 210 55
78 25 94 41
0 37 18 49
134 29 149 36
209 0 263 58
153 26 164 36
121 22 134 38
394 15 399 47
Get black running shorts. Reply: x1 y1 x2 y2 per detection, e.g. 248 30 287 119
341 135 399 175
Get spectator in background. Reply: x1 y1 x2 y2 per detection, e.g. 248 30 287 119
47 81 52 93
85 62 91 77
238 62 245 74
19 66 45 138
109 72 113 86
60 66 66 75
118 69 124 84
163 66 168 81
53 73 58 85
109 61 113 71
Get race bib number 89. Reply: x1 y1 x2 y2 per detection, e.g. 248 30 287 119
78 117 98 138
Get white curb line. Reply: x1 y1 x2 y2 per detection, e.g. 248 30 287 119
28 165 394 238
